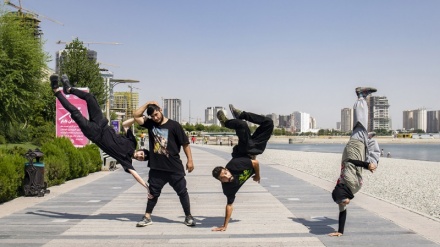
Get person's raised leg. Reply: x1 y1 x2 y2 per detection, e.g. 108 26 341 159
51 74 101 140
229 104 274 155
60 74 105 125
351 87 376 143
217 110 250 155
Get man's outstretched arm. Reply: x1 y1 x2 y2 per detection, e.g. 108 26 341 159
128 169 153 199
212 203 233 232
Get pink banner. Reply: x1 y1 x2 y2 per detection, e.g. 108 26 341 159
55 88 90 147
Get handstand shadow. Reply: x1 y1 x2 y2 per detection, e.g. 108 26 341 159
26 210 240 227
26 210 180 224
289 216 337 235
189 216 240 229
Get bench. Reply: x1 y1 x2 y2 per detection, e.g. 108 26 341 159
99 149 117 171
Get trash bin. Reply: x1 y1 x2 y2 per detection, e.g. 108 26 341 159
23 149 50 197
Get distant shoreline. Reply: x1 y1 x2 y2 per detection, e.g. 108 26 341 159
268 136 440 145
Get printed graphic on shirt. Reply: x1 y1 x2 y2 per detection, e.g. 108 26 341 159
152 126 169 157
238 169 253 185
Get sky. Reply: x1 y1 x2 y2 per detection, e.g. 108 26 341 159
5 0 440 129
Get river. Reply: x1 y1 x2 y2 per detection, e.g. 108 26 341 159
266 143 440 162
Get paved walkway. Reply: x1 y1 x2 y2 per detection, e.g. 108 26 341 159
0 146 439 246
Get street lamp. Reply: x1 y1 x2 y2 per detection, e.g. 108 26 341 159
105 78 139 123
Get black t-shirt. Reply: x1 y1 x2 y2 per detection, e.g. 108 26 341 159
141 118 189 174
95 126 137 173
222 157 254 204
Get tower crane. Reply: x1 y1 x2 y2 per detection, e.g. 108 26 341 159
56 40 122 68
56 40 122 46
4 0 64 25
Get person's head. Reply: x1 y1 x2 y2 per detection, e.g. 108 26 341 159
212 166 234 183
146 104 164 124
133 149 149 161
332 183 354 211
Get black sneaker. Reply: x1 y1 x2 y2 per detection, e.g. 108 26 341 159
184 215 195 226
355 87 377 98
60 74 73 94
50 74 59 90
136 216 153 227
217 110 228 127
229 104 242 119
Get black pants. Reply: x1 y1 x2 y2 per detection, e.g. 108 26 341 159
55 90 108 141
226 111 274 158
146 169 191 216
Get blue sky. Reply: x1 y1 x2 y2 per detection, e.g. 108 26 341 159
7 0 440 129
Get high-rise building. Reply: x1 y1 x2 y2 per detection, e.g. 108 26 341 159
266 113 278 127
403 108 427 132
204 106 227 126
340 108 353 133
163 99 182 123
205 107 215 125
113 92 139 120
293 111 310 133
309 116 317 129
368 96 391 131
427 110 440 133
403 110 414 130
278 115 290 128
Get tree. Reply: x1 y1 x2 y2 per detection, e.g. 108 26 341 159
59 38 106 106
0 10 49 139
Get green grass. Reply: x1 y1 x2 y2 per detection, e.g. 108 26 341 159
0 142 39 151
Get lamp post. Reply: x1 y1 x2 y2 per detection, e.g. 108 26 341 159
128 85 141 133
106 78 139 124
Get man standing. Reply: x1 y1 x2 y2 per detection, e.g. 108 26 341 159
329 87 380 237
50 74 152 198
133 102 195 227
212 105 274 231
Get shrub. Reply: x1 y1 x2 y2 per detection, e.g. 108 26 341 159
0 152 26 203
80 144 102 173
30 122 55 146
0 135 6 144
41 142 69 187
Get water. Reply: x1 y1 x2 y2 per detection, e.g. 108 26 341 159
266 143 440 162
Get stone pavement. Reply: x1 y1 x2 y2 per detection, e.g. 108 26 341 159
0 146 439 247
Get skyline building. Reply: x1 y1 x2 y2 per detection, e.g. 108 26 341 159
403 108 427 132
340 108 353 133
113 91 139 120
368 96 391 131
293 111 310 133
163 99 182 123
427 110 440 133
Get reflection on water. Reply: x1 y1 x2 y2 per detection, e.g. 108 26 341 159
266 143 440 162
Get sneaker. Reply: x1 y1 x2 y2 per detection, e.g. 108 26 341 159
60 74 73 94
50 74 59 90
355 87 377 98
184 215 195 226
217 110 228 127
136 216 153 227
229 104 242 119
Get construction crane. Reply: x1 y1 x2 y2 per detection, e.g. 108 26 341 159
4 0 64 26
56 40 122 46
56 40 122 68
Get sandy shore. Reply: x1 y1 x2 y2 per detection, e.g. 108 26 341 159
268 136 440 145
199 144 440 221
